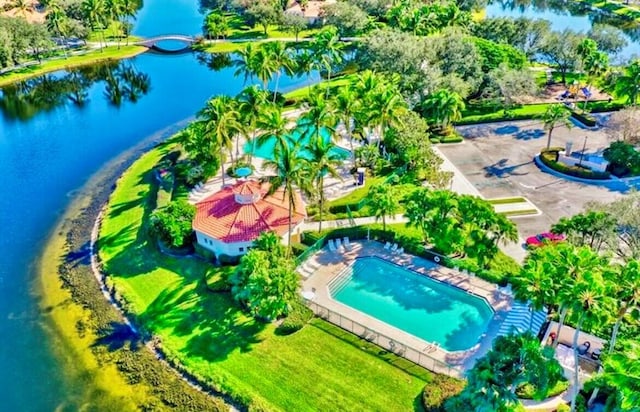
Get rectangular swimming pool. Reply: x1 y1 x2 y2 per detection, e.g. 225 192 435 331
329 257 494 352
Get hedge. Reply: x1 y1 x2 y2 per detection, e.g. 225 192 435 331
570 109 597 127
422 375 466 412
276 300 314 335
539 151 610 180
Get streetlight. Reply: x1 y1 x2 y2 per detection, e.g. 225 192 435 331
578 135 588 167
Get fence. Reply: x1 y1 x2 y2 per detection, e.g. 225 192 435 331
305 299 464 379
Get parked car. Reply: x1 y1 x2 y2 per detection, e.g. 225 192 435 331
525 232 565 247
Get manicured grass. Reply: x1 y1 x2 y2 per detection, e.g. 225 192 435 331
284 73 358 101
0 45 146 87
225 14 321 40
99 142 433 411
487 197 528 205
326 175 387 209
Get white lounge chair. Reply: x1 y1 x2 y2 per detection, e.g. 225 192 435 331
396 247 404 255
328 239 337 252
335 238 343 251
384 242 391 250
390 243 398 252
343 237 351 250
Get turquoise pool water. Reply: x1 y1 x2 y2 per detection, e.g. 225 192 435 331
329 257 494 352
244 126 350 160
235 166 253 177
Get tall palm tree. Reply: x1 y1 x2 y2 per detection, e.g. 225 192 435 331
237 85 270 161
252 47 280 91
420 89 465 133
197 96 242 187
233 43 258 85
371 86 406 143
311 27 344 96
299 86 338 144
512 255 555 331
541 104 572 150
306 133 343 232
294 48 315 93
256 104 290 155
105 0 124 47
354 70 384 140
334 84 361 155
262 41 294 102
616 59 640 106
45 0 70 58
82 0 107 50
368 182 399 232
262 137 310 253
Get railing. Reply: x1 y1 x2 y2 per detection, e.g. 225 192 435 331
295 235 326 266
305 299 463 378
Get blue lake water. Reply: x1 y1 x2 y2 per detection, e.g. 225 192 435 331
330 257 494 352
0 2 316 409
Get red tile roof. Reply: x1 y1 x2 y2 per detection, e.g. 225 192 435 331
193 180 306 243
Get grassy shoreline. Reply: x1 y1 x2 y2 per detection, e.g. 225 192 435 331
0 45 147 87
35 137 229 411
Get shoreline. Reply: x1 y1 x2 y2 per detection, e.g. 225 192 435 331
0 45 147 87
35 119 231 410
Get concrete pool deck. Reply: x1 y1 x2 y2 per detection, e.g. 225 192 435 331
301 240 515 376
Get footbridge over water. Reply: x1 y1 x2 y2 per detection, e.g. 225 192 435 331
136 35 196 54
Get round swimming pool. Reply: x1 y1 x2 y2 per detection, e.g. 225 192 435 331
235 166 253 178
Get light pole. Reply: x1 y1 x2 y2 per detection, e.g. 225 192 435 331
578 135 588 167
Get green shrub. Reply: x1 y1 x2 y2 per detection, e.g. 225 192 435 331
539 151 610 180
291 242 309 257
148 200 196 248
421 375 465 412
440 133 464 143
570 109 597 127
516 379 569 399
603 141 640 177
276 300 313 335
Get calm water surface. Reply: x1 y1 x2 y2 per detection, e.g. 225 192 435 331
0 1 314 409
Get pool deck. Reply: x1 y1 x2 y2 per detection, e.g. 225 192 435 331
300 240 514 375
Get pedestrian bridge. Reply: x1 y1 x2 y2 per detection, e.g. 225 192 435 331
136 35 196 54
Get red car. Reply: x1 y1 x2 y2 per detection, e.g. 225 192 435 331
526 232 566 247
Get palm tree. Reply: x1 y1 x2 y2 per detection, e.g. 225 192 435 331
197 96 242 187
420 89 465 133
569 265 609 412
602 340 640 410
252 47 280 91
354 70 384 140
334 84 361 155
294 49 315 93
262 137 310 253
616 59 640 106
45 0 70 58
256 104 290 155
368 183 399 232
233 43 258 85
512 255 554 331
541 104 572 150
105 0 124 48
311 27 344 96
262 42 294 102
371 86 406 143
306 133 343 232
237 85 270 161
204 10 229 40
299 86 338 144
82 0 107 50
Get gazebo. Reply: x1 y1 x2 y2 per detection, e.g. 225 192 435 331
192 180 306 258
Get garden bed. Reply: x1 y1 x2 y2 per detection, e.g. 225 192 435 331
539 150 610 180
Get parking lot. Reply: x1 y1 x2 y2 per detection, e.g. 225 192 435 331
444 118 629 239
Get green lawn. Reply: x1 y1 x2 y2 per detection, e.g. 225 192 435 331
0 45 146 87
225 14 321 40
99 142 434 411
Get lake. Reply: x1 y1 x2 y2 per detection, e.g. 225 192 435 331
0 3 314 410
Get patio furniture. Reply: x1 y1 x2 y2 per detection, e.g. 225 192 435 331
343 237 351 250
384 242 391 250
390 243 398 252
328 239 337 252
335 238 344 251
591 348 601 361
396 247 404 255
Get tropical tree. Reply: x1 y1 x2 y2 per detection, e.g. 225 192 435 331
368 182 399 232
607 260 640 355
299 86 338 143
334 84 361 154
176 121 219 178
82 0 107 49
541 104 572 149
280 13 307 42
420 89 465 133
311 27 344 95
293 48 315 93
262 41 294 101
615 59 640 106
369 85 406 143
253 46 280 90
237 85 270 161
197 96 242 186
601 340 640 411
354 70 385 138
256 103 289 155
204 10 229 40
262 137 310 252
306 133 343 232
551 211 616 253
45 0 70 57
233 43 258 85
512 253 555 331
149 200 196 248
405 189 462 255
